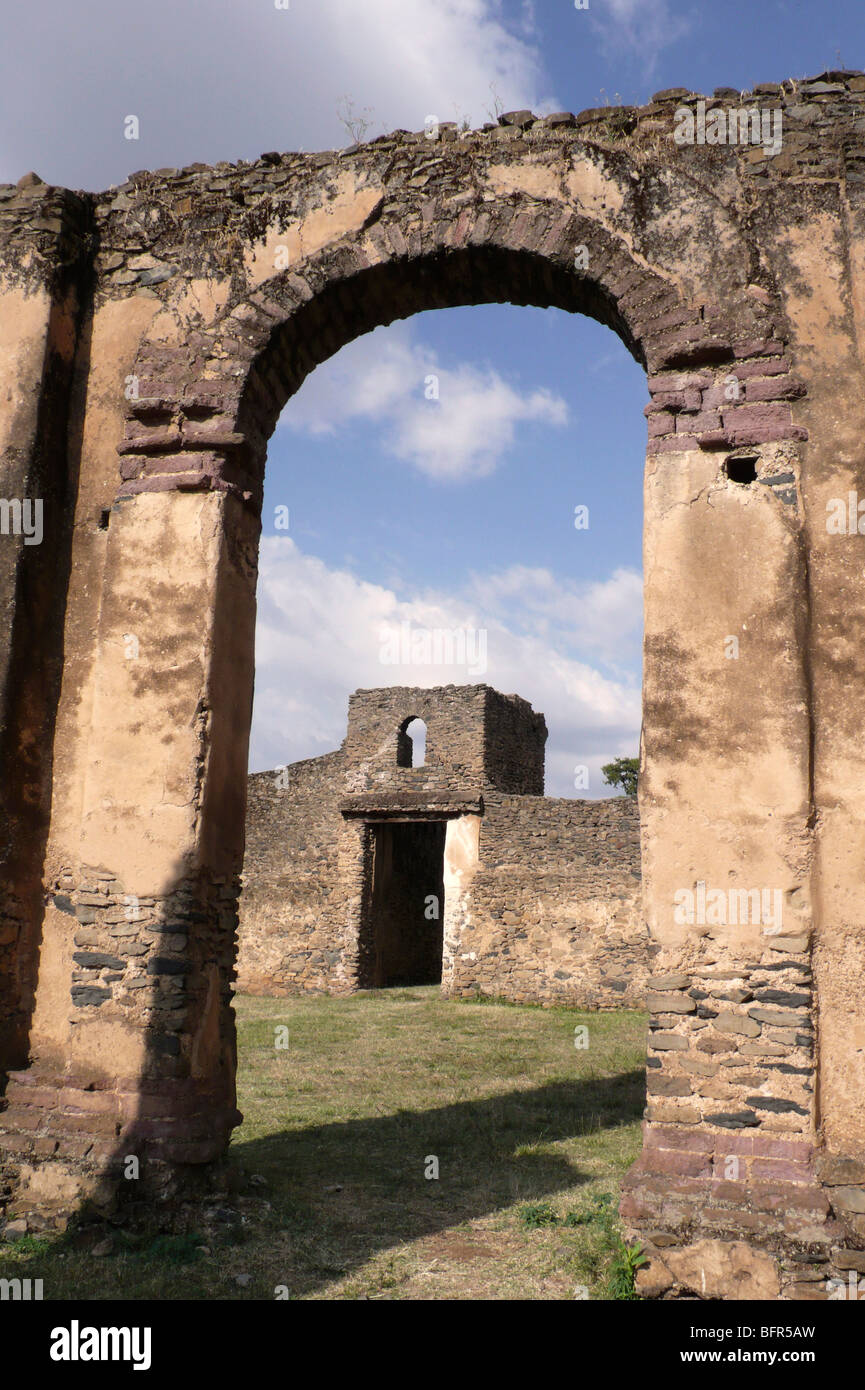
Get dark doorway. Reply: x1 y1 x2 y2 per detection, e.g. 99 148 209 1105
360 820 446 988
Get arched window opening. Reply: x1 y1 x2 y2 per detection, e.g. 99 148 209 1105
397 716 427 768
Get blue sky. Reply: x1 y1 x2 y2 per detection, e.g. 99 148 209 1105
256 307 646 794
2 0 856 191
4 0 860 793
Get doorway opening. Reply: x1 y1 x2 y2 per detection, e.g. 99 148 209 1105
359 819 446 988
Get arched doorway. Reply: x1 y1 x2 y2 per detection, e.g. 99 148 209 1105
0 135 816 1294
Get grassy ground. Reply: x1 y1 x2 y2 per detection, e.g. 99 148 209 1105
0 988 647 1300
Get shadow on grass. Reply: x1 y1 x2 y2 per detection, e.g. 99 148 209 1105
227 1068 645 1296
0 1069 645 1299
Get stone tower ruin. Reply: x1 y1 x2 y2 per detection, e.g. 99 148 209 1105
237 685 644 1003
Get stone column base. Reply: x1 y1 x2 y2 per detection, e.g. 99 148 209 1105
0 1063 241 1222
621 1121 865 1299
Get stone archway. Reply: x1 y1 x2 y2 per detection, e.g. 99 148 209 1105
2 74 864 1296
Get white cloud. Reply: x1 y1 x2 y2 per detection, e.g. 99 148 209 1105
590 0 693 76
469 563 643 668
1 0 557 189
279 324 569 480
250 537 641 797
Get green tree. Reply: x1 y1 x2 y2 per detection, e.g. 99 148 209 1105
602 756 639 797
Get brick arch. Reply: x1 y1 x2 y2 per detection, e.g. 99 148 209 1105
5 74 849 1296
99 183 816 1229
116 190 805 511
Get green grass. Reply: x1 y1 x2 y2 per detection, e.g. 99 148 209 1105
0 988 647 1300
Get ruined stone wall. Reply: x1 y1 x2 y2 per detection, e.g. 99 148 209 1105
342 684 546 797
237 753 353 994
443 794 645 1008
237 681 550 996
3 69 865 1294
482 690 547 795
237 737 644 1006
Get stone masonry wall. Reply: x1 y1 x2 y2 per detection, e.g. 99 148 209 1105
237 692 645 1007
342 684 546 798
619 932 856 1300
4 70 865 1289
237 752 355 995
482 690 547 795
444 794 645 1007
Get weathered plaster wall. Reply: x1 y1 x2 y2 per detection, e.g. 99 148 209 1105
0 70 863 1296
0 191 89 1071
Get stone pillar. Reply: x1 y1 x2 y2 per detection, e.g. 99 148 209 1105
620 437 834 1299
785 161 865 1264
0 487 258 1204
441 814 481 997
0 190 90 1073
